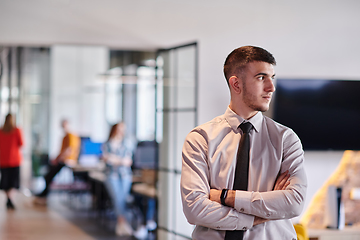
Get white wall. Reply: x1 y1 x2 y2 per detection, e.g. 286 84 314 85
193 2 360 223
196 2 360 124
49 45 109 159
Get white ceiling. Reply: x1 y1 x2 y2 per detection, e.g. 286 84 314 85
0 0 237 50
1 0 360 59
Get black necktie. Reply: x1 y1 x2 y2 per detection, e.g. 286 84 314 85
225 121 253 240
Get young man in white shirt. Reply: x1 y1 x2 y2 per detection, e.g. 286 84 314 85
181 46 307 240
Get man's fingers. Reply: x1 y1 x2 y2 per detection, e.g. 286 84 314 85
254 216 269 226
274 170 290 190
276 170 288 184
280 170 289 179
278 176 290 190
280 173 290 185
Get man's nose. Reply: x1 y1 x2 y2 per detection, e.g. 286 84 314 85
266 78 276 92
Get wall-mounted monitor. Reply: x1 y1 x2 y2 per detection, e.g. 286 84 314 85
273 79 360 150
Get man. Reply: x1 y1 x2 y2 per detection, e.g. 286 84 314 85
34 119 80 204
180 46 307 239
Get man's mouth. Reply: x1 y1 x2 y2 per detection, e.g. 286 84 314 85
263 95 272 101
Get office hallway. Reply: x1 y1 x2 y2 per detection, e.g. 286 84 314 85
0 191 143 240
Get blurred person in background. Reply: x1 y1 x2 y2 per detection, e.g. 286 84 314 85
34 119 80 204
102 122 143 237
0 113 24 210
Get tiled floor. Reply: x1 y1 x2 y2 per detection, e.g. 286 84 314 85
0 190 154 240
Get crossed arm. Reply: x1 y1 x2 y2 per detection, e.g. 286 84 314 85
181 130 307 231
101 143 133 167
181 161 305 230
209 171 291 226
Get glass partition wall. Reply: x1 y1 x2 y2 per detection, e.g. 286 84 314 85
0 47 24 121
0 45 198 239
105 43 198 239
156 43 198 240
107 51 157 142
101 74 156 143
0 47 50 191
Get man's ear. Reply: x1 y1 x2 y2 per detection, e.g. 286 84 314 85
229 76 241 94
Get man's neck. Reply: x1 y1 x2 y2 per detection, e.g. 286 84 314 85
229 102 258 120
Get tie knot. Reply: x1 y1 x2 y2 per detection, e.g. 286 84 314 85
239 122 253 133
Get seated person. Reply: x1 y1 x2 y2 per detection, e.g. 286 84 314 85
34 119 80 204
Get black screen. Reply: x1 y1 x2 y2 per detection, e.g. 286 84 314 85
273 79 360 150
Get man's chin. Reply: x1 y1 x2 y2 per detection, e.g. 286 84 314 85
248 102 270 113
255 105 270 112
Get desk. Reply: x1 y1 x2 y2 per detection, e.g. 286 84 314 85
88 170 157 199
308 227 360 240
132 169 157 198
88 171 107 182
132 183 156 198
87 169 157 219
69 163 104 174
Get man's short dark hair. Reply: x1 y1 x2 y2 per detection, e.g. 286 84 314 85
223 46 276 85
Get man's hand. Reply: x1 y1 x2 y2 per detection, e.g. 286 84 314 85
253 216 269 226
210 188 270 226
209 189 222 204
208 170 291 227
273 170 290 191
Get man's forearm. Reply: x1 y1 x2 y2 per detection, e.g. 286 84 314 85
224 190 236 208
211 189 267 226
209 171 292 222
212 171 290 207
224 191 270 225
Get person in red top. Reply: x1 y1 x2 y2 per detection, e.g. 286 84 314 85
0 113 24 210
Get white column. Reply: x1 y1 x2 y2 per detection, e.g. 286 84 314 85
49 45 109 159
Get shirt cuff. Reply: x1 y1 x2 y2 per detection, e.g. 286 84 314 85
235 210 254 231
234 190 254 230
234 190 253 215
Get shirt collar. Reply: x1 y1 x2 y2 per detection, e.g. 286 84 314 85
225 106 263 133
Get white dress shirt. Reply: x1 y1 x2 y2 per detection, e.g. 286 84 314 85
181 107 307 240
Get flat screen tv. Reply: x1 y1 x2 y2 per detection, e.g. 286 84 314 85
273 79 360 150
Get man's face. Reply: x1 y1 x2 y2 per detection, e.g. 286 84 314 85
241 61 276 112
61 120 68 131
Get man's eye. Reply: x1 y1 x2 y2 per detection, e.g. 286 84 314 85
258 76 264 80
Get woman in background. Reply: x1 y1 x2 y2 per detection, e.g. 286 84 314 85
0 113 24 210
102 122 134 236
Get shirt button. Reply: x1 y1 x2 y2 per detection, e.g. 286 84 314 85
240 208 244 212
242 227 247 230
266 213 270 217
